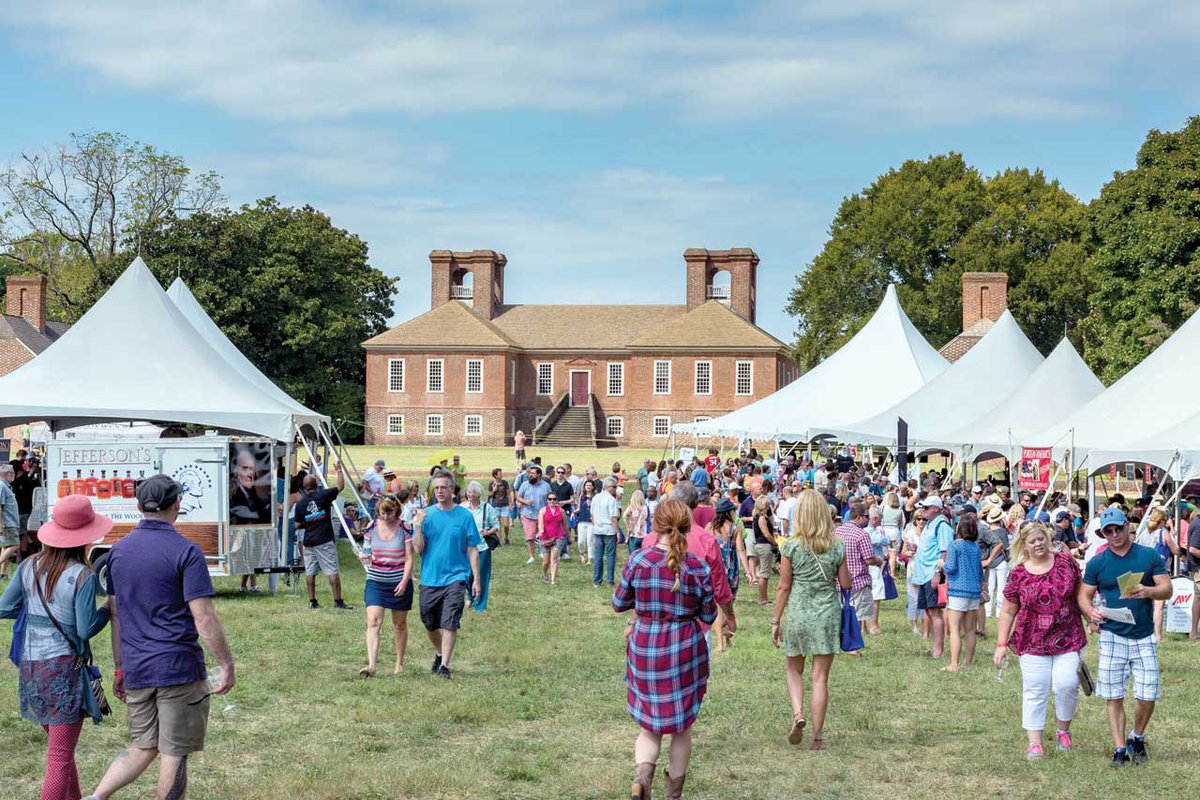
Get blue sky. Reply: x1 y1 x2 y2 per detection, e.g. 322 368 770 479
0 1 1197 342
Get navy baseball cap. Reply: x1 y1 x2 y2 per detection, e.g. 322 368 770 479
1100 506 1127 530
136 474 182 513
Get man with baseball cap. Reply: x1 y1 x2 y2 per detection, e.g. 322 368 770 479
910 496 954 658
1079 506 1172 767
85 475 234 800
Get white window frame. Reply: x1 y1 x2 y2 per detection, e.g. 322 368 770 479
387 358 405 393
693 360 712 395
606 416 624 438
425 414 444 436
386 414 405 435
653 360 672 395
510 361 516 395
735 360 754 396
466 359 483 394
607 362 624 396
536 362 554 396
426 358 444 394
694 416 711 424
534 414 546 430
464 414 483 436
652 416 671 437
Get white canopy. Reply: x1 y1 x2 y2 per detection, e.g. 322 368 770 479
828 310 1045 446
0 258 327 441
1029 301 1200 468
166 277 318 420
673 285 948 441
931 338 1104 458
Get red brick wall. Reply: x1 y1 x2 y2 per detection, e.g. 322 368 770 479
961 272 1008 331
5 275 46 332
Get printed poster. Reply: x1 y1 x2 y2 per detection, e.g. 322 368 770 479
1018 447 1051 491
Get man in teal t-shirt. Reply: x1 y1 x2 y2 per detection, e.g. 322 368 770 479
413 474 481 680
1080 506 1172 767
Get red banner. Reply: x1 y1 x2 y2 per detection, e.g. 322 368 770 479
1019 447 1052 491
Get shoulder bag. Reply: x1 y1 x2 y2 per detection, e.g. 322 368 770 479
807 543 864 652
34 570 111 718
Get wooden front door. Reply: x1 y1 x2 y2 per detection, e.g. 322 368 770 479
570 370 590 406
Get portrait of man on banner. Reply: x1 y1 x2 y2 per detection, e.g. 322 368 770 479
229 442 273 525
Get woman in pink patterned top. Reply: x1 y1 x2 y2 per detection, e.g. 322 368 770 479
994 522 1087 761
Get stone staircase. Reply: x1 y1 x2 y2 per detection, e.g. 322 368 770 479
537 405 595 447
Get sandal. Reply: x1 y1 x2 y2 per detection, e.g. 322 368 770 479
359 666 376 678
809 736 824 751
788 716 806 745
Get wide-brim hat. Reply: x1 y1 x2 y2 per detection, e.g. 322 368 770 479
38 495 114 549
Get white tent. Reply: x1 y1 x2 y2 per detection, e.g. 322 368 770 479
1029 302 1200 469
930 338 1104 459
827 310 1045 446
0 258 327 441
166 277 318 421
672 285 948 441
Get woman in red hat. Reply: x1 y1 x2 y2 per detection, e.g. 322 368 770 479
1 494 113 800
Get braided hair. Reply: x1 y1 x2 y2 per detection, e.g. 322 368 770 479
653 498 692 591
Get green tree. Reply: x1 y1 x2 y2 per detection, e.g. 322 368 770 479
0 130 221 318
141 199 397 436
786 154 1091 370
1080 116 1200 383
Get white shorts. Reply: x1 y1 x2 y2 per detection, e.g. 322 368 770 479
1097 629 1160 701
946 595 980 613
869 564 886 601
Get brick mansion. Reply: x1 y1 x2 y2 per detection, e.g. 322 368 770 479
362 248 798 447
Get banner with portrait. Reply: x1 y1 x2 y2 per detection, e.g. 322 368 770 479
1018 447 1052 491
229 442 273 526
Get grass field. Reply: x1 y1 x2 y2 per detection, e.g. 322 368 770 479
342 445 669 485
3 537 1200 799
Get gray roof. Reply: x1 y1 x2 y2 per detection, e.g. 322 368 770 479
0 315 68 355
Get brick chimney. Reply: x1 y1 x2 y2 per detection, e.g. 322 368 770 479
6 275 46 333
961 272 1008 332
429 250 507 320
684 248 759 323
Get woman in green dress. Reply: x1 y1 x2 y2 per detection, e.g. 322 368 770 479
771 489 851 751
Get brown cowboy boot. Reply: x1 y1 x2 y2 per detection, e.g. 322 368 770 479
664 770 686 800
631 762 656 800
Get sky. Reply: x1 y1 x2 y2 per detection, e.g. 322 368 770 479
0 1 1197 342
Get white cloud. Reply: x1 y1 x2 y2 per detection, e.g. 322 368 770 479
3 0 1198 125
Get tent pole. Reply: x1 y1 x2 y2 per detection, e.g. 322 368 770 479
316 423 373 523
1087 474 1095 528
296 424 363 562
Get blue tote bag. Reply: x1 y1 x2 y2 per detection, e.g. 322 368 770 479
840 589 865 652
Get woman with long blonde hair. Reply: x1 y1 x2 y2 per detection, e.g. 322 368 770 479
771 490 850 751
623 490 649 554
614 499 716 799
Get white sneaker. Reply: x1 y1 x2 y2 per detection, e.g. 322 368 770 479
525 557 535 564
561 554 572 561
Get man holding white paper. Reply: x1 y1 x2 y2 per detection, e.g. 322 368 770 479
1079 506 1171 767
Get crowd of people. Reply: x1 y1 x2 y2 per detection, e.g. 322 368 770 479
3 441 1199 798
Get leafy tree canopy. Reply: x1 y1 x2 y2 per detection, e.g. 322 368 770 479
1080 116 1200 383
785 153 1091 371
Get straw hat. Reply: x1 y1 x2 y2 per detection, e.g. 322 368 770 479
37 495 114 549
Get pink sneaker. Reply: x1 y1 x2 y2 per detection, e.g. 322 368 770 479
1056 731 1072 751
1025 743 1044 761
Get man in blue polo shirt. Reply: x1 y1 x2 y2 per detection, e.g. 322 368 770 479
1080 506 1171 767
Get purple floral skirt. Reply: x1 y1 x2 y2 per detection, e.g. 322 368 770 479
20 654 85 726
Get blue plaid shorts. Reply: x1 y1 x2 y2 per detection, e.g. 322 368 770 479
1096 629 1160 701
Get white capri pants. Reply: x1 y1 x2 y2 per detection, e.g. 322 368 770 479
577 521 594 561
986 561 1010 618
1018 650 1081 732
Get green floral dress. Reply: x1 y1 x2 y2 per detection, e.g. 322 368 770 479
780 538 845 657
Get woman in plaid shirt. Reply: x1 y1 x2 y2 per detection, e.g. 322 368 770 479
614 499 717 800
